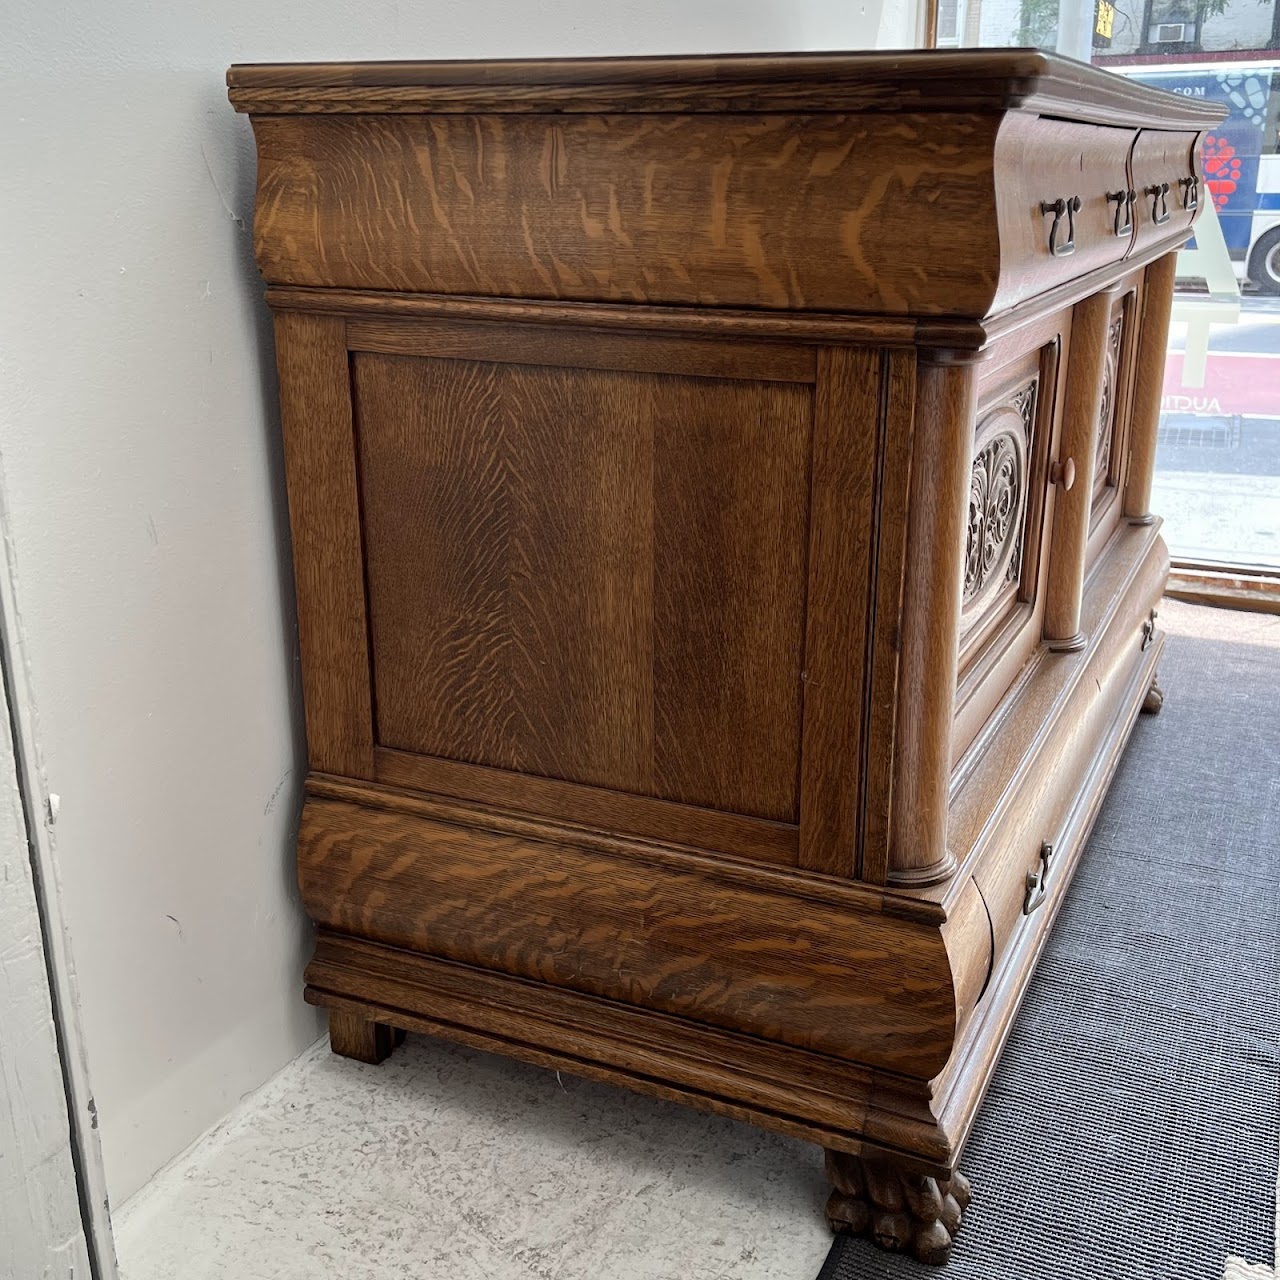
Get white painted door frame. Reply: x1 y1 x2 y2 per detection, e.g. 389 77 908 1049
0 482 117 1279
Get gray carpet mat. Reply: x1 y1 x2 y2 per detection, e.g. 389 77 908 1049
820 613 1280 1279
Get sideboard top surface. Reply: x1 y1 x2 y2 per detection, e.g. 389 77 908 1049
227 49 1224 129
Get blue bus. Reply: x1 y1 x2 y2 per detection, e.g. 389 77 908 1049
1118 62 1280 291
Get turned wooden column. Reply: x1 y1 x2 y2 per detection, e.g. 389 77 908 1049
887 357 977 887
1125 250 1178 524
1043 291 1112 651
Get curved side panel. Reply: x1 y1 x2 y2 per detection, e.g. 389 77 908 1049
941 875 994 1043
297 791 961 1078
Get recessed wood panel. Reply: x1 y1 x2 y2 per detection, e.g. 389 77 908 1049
352 351 812 823
1089 279 1142 563
952 314 1069 767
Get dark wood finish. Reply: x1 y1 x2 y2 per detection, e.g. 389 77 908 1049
247 109 1004 315
232 53 1222 1268
297 790 960 1076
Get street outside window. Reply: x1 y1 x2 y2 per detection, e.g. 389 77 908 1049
963 0 1280 571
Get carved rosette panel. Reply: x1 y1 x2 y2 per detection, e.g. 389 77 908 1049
963 379 1036 624
1095 313 1123 490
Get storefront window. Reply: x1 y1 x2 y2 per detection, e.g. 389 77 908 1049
964 0 1280 572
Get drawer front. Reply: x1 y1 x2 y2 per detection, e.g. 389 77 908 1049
994 115 1137 312
249 110 1006 316
972 573 1162 971
1128 129 1198 256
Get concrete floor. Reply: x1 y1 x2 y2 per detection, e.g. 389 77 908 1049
114 1033 833 1280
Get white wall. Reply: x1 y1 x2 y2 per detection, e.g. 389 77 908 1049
0 672 92 1278
0 0 921 1212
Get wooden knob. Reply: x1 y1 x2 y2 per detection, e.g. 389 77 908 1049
1050 457 1076 491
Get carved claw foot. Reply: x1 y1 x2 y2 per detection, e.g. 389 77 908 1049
824 1149 972 1266
1141 675 1164 715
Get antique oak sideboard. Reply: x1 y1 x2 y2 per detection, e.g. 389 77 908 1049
228 53 1222 1265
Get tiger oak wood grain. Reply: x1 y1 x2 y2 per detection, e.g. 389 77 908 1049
373 748 798 866
798 348 882 875
858 348 917 886
303 772 937 924
296 793 958 1076
345 316 816 382
354 351 810 823
248 110 1004 315
272 312 373 778
233 55 1220 1267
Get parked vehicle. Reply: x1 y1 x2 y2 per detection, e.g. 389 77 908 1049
1117 62 1280 291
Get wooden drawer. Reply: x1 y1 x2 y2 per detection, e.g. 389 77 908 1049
247 109 1008 317
970 538 1165 969
1128 129 1198 257
993 115 1136 312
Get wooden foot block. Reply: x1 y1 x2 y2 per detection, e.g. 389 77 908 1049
328 1009 401 1064
825 1149 971 1266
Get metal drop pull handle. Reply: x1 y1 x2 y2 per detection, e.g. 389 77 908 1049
1049 456 1076 491
1040 196 1081 257
1141 606 1158 651
1179 174 1199 211
1146 181 1171 225
1107 188 1135 238
1024 841 1056 915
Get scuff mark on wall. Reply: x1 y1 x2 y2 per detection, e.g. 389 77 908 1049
199 143 247 232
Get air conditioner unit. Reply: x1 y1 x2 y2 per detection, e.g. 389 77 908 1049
1152 22 1191 41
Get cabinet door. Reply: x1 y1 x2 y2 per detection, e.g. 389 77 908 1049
1087 270 1144 564
952 311 1069 763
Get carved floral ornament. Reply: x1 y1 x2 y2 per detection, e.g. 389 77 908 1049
1096 314 1124 481
963 380 1036 607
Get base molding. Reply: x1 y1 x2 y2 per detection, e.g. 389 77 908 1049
304 931 950 1169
